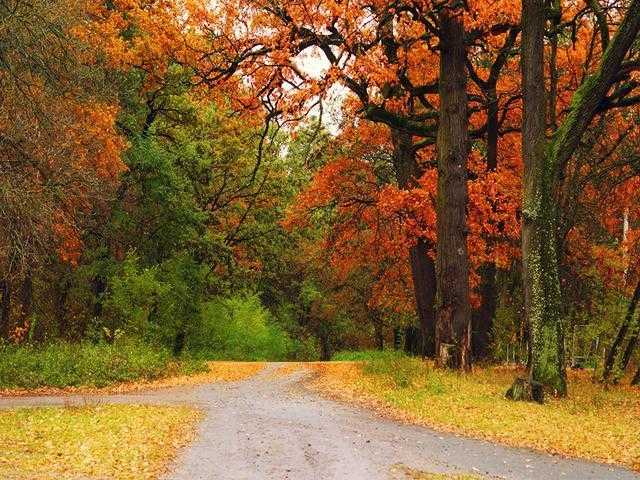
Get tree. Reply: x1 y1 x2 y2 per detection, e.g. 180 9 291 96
602 279 640 381
512 0 640 398
0 0 125 340
435 3 472 369
194 0 527 367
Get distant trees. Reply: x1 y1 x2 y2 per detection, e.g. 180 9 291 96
0 0 125 337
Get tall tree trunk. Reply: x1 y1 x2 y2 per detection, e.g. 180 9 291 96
92 276 106 317
603 280 640 380
435 6 472 370
513 0 640 398
56 277 70 339
632 365 640 386
393 327 402 350
369 308 385 350
0 279 10 338
392 129 437 357
471 29 517 358
410 238 437 357
472 263 497 359
519 0 567 395
20 274 33 331
319 330 331 361
373 316 384 350
621 327 639 374
472 87 498 358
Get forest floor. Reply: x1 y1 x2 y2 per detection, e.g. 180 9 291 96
0 362 638 480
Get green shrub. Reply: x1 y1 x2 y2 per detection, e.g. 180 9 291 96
0 340 205 389
187 293 294 361
102 253 207 350
333 349 428 389
332 349 396 361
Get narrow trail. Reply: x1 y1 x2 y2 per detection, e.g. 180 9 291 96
1 363 638 480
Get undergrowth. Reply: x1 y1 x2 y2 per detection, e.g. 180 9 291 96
0 340 205 389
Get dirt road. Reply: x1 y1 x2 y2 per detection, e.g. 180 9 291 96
1 364 638 480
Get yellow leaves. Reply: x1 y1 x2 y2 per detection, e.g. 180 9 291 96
309 360 640 471
393 465 483 480
0 361 265 397
0 404 201 480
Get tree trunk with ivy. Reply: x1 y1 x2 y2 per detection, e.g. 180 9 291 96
512 0 640 400
435 6 471 370
516 0 566 397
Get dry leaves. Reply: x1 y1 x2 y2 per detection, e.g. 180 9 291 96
307 361 640 471
0 361 266 397
0 404 201 479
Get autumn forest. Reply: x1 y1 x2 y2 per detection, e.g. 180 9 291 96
1 0 640 478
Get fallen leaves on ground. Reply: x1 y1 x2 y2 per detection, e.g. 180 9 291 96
391 464 483 479
0 404 201 479
306 361 640 471
0 361 265 397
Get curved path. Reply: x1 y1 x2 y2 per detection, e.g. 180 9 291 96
1 364 638 480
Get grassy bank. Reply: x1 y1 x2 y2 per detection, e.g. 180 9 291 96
311 351 640 470
0 341 205 389
0 405 200 479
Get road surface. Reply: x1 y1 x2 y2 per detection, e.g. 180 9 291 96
1 363 638 480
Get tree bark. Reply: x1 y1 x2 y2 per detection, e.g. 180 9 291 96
603 279 640 380
369 308 385 350
471 31 516 359
92 276 106 317
373 321 384 350
435 6 472 370
393 327 402 350
519 0 567 395
621 326 639 374
514 0 640 398
472 263 497 360
472 84 499 359
548 0 640 176
410 238 437 357
20 274 33 329
56 277 70 339
0 279 10 338
392 129 437 357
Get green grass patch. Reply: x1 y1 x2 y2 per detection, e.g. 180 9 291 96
0 340 206 389
332 349 405 361
332 350 433 390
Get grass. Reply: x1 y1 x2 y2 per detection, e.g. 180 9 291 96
312 351 640 470
0 404 201 479
0 361 266 396
0 341 206 390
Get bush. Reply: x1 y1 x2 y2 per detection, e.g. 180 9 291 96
102 253 207 350
332 349 429 389
187 293 294 361
332 349 394 361
0 340 205 389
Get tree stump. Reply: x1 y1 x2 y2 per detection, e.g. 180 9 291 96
505 377 544 403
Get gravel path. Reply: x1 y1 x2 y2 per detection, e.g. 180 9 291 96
1 363 638 480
